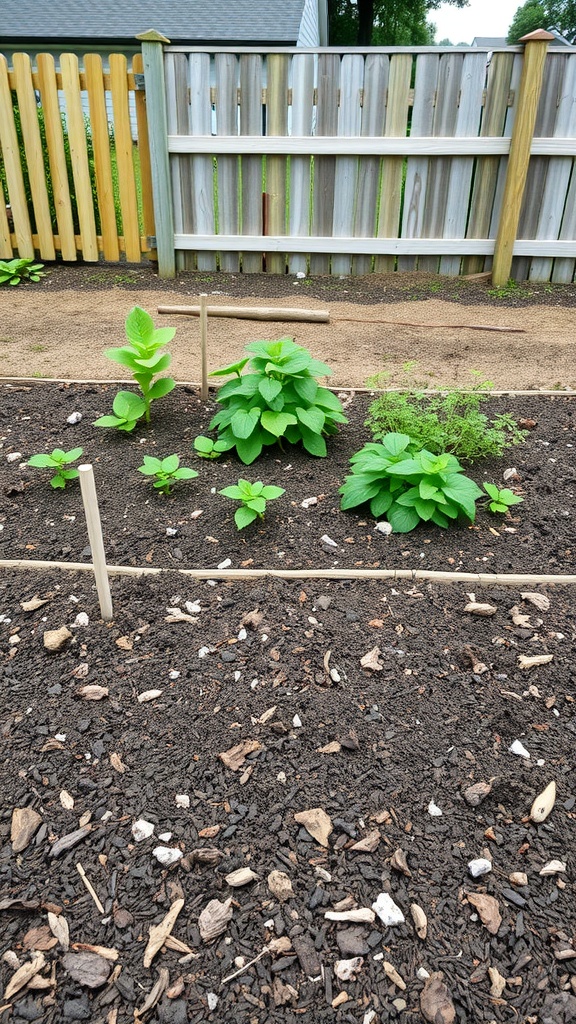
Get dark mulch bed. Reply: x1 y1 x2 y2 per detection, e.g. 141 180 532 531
1 384 575 575
0 569 575 1023
36 261 576 309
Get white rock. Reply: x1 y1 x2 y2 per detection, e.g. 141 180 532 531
468 858 492 878
417 967 431 981
539 859 567 876
153 846 183 867
166 527 178 536
372 892 405 926
330 668 341 683
169 670 180 680
137 689 163 703
207 993 219 1011
237 627 247 641
320 534 338 548
293 715 302 728
55 733 66 742
175 794 190 808
509 739 530 759
296 271 306 279
185 601 201 614
277 771 287 783
334 957 363 981
66 412 82 425
234 671 241 682
375 521 393 536
132 819 155 842
7 452 22 462
73 612 89 627
301 496 318 509
428 801 443 817
158 831 172 842
218 558 232 569
198 646 211 658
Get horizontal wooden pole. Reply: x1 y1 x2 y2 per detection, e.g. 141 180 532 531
165 45 523 54
174 233 576 257
168 135 574 157
157 303 330 322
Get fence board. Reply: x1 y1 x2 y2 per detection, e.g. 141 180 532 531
439 52 486 276
484 52 523 275
552 162 576 283
332 54 364 276
513 52 565 280
311 53 340 274
399 53 439 271
84 54 119 262
35 53 77 261
60 53 98 260
0 54 34 258
353 53 388 275
419 52 463 272
132 53 155 252
188 52 216 271
110 54 141 262
12 53 55 259
240 54 264 273
266 54 289 274
0 192 10 257
215 53 240 271
375 53 412 273
165 52 194 271
287 52 315 274
530 53 576 281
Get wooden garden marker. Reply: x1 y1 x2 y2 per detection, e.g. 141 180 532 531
157 304 330 323
199 293 208 401
78 464 113 621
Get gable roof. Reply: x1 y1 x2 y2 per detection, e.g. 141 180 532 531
0 0 309 45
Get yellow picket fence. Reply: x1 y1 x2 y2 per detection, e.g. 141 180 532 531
0 52 154 262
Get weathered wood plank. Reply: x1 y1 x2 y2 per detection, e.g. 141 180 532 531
60 53 99 260
36 53 77 260
188 52 216 271
331 54 364 276
84 53 119 262
485 52 523 274
288 52 315 275
12 53 55 259
0 54 34 258
419 52 463 273
215 52 240 272
311 53 340 275
353 53 388 275
110 54 141 262
165 52 194 271
375 53 412 273
178 232 576 255
132 54 155 252
439 52 486 276
398 52 439 272
140 31 175 278
168 135 571 156
265 54 289 274
239 54 264 272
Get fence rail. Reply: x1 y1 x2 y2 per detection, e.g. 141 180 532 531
0 51 154 262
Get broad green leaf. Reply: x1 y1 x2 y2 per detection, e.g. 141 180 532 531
339 475 381 510
104 346 140 369
490 501 508 513
381 432 413 457
112 391 147 419
231 407 260 439
174 467 198 480
236 433 264 465
414 498 435 521
209 357 250 377
314 387 346 413
419 479 439 500
60 468 79 479
194 435 215 454
260 411 297 437
307 358 333 377
235 505 259 529
28 454 57 468
134 351 171 373
93 414 123 428
274 351 312 374
293 377 318 404
258 377 283 403
64 448 83 463
247 481 263 496
125 306 155 346
50 475 66 489
260 485 285 500
300 427 327 457
161 454 180 474
430 509 450 528
370 489 394 517
386 458 423 477
148 377 176 400
219 485 244 499
246 496 266 514
387 504 421 533
296 406 325 434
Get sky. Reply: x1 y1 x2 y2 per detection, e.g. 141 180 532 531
432 0 523 44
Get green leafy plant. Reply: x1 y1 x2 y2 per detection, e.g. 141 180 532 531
28 447 83 489
0 258 44 285
137 454 198 495
482 482 524 514
365 376 527 462
193 435 232 459
94 390 147 432
208 338 348 465
219 479 285 530
340 432 483 533
94 307 176 429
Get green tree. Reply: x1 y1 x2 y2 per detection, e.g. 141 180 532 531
329 0 469 45
507 0 547 41
546 0 576 37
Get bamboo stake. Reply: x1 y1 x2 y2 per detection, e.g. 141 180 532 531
157 304 330 323
78 465 113 620
2 558 576 587
199 293 208 401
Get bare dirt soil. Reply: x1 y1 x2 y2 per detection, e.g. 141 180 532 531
1 264 576 389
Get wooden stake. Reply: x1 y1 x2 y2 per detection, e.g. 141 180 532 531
492 29 554 287
157 303 330 323
199 293 208 401
78 464 113 621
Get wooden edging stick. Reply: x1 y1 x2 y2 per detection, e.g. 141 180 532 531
78 465 113 621
157 304 330 323
199 293 208 401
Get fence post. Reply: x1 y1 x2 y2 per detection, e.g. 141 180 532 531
136 29 175 278
491 29 554 286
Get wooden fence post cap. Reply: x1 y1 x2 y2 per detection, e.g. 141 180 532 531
519 28 555 42
136 30 171 44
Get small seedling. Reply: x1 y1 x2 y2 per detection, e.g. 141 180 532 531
94 391 147 432
482 482 523 514
219 479 285 530
28 447 83 489
137 454 198 495
193 435 232 459
0 258 45 286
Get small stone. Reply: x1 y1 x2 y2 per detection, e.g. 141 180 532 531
267 870 294 902
392 997 407 1011
43 626 72 651
158 832 172 842
428 800 443 816
166 527 178 537
207 993 218 1011
468 858 492 878
301 496 317 509
225 867 259 887
372 893 405 926
7 452 23 462
334 957 363 981
62 952 111 988
509 739 530 759
539 859 566 876
509 871 528 887
137 690 163 703
169 670 181 681
66 412 82 425
374 522 392 536
175 794 190 808
132 819 155 842
417 967 431 981
73 612 89 627
11 808 42 853
217 558 232 569
152 847 182 867
292 715 302 728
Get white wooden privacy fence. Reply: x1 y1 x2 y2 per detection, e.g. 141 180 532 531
139 34 576 282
